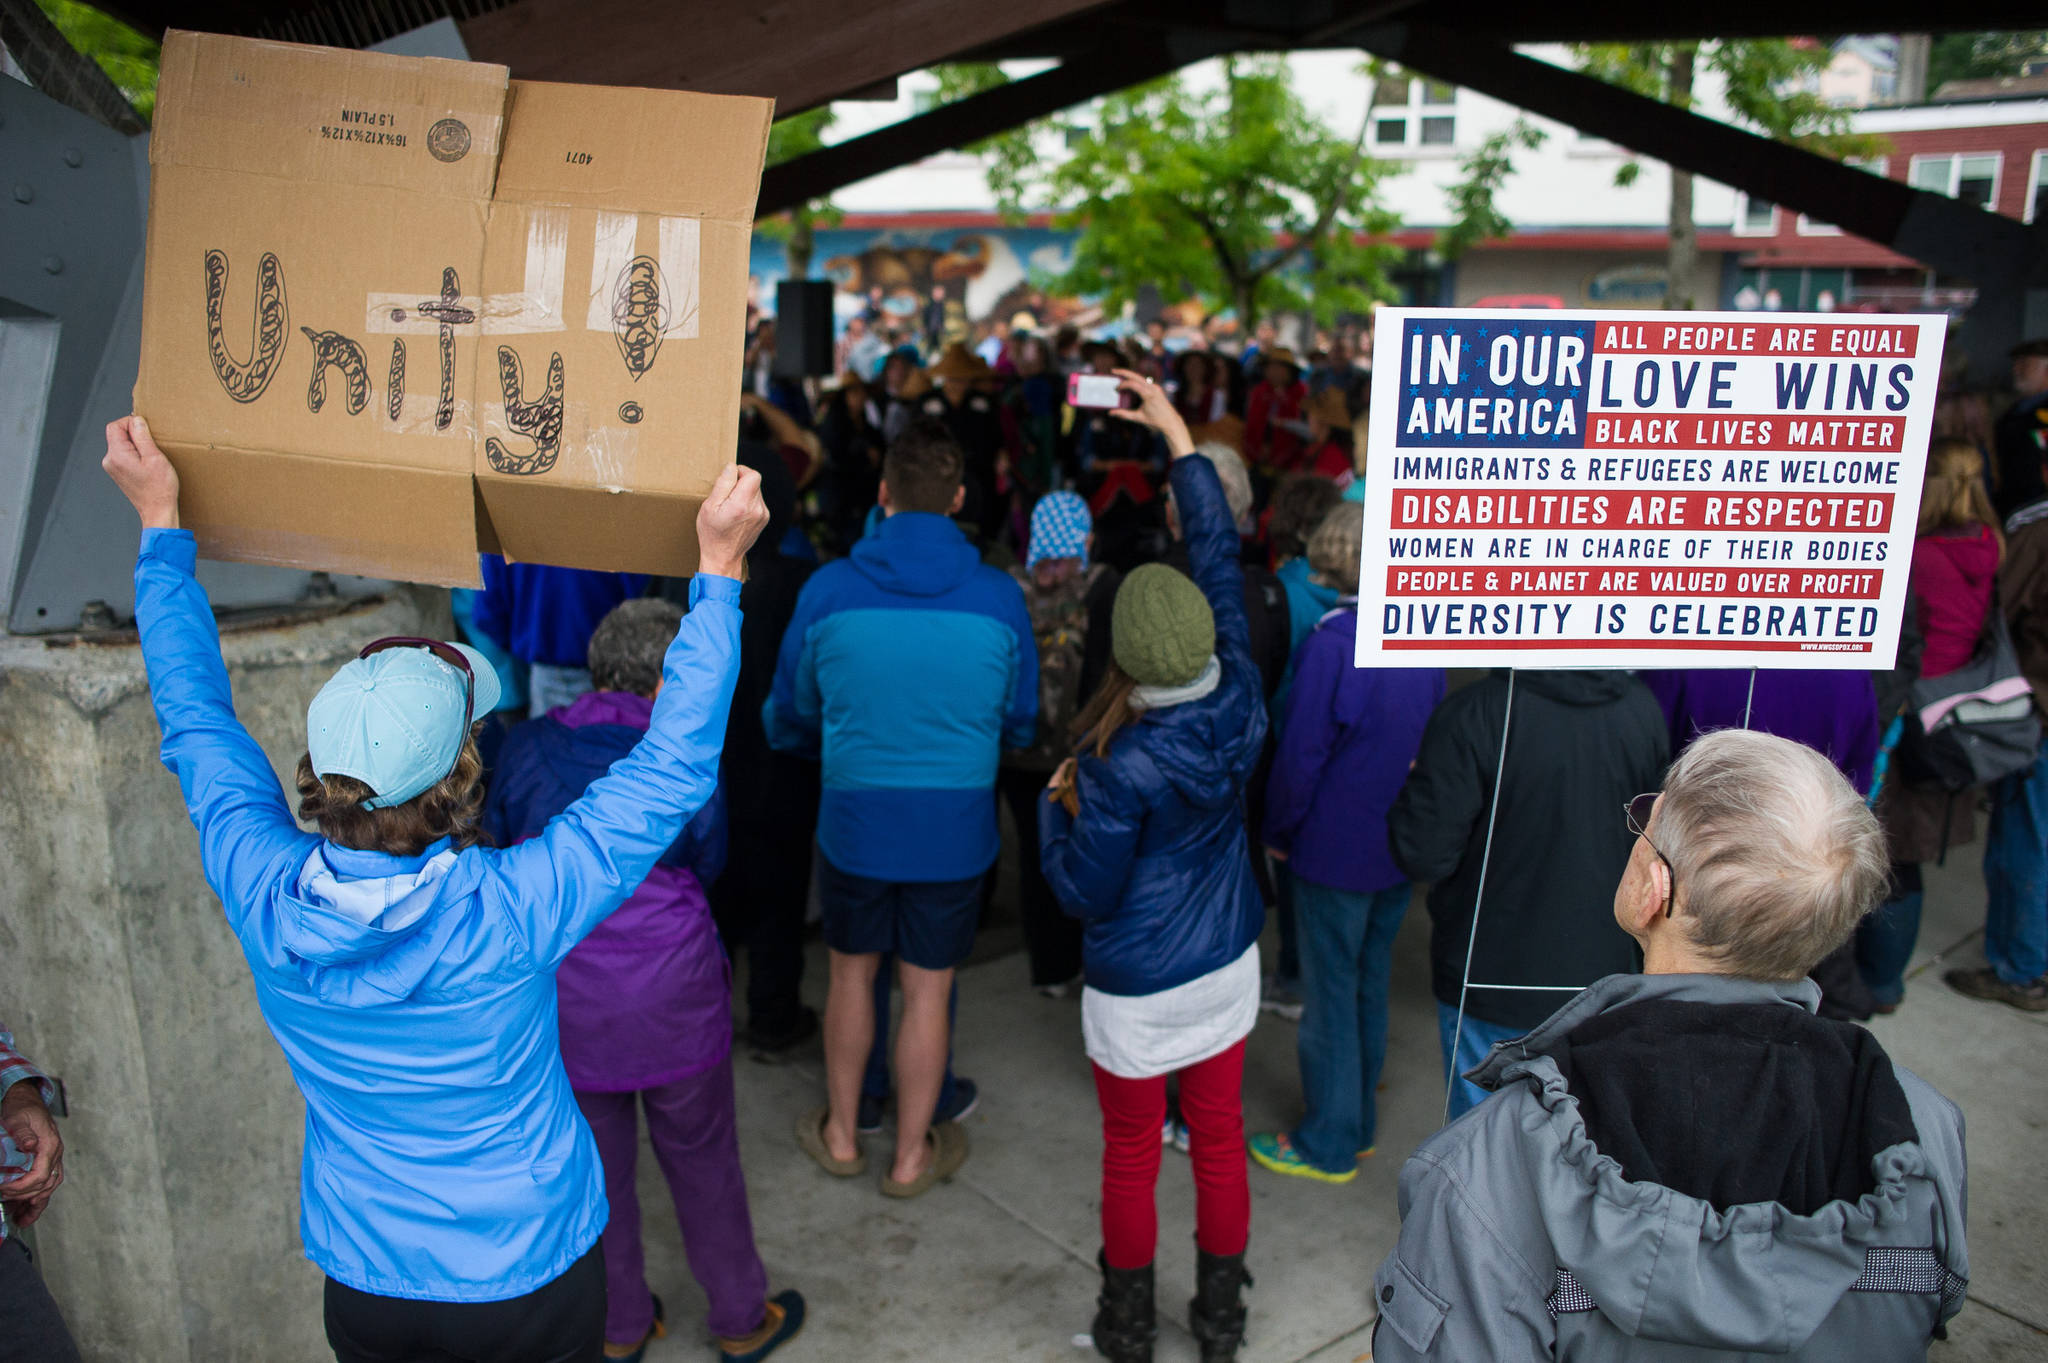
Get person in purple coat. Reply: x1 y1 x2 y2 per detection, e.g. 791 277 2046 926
484 599 803 1363
1638 668 1879 793
1249 503 1445 1182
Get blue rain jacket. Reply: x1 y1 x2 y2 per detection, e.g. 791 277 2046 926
133 529 739 1303
763 511 1036 882
1040 457 1268 996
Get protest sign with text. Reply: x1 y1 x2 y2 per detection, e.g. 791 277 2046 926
1357 308 1946 670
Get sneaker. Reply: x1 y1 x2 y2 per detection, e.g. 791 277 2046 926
1944 966 2048 1012
1259 975 1304 1022
1248 1131 1357 1184
1168 1119 1190 1154
1034 978 1077 999
934 1077 980 1125
603 1294 665 1361
718 1289 806 1361
856 1093 887 1135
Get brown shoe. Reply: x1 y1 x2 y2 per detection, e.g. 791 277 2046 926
1944 966 2048 1012
795 1105 866 1177
880 1121 970 1198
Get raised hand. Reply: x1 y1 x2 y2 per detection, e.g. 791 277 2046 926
1106 368 1195 457
102 415 181 530
695 462 770 580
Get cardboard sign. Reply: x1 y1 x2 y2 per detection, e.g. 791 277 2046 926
136 32 772 586
1357 309 1947 670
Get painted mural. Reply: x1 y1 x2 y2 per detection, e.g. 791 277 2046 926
748 225 1100 336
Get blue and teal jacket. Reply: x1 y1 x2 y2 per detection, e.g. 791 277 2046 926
764 510 1037 882
133 528 739 1303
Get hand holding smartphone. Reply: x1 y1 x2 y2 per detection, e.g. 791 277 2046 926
1067 372 1128 410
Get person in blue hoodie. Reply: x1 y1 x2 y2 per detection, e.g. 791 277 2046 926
470 557 650 716
101 415 767 1363
1040 376 1267 1363
770 417 1036 1197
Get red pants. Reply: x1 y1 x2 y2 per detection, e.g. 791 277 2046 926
1091 1040 1250 1271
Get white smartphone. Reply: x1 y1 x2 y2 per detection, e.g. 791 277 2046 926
1067 372 1127 409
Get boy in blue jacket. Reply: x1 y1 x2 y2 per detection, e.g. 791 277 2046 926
102 416 766 1363
768 418 1036 1196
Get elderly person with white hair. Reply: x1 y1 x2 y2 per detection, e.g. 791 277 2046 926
1370 729 1970 1362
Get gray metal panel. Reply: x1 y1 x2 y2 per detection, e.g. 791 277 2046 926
0 308 59 615
2 76 391 633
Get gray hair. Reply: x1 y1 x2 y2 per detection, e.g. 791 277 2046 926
586 598 684 697
1184 442 1255 535
1655 729 1888 979
1306 502 1364 596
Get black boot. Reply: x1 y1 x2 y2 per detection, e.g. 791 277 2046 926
1188 1249 1252 1363
1091 1251 1155 1363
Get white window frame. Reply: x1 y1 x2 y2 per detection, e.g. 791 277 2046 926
1799 157 1888 236
2027 149 2048 224
1370 74 1458 155
1908 151 2004 210
1733 192 1780 237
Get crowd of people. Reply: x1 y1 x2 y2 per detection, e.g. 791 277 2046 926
7 326 2048 1362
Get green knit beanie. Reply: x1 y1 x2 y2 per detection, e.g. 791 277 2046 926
1112 564 1215 687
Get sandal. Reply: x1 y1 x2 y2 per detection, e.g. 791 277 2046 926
880 1121 969 1198
795 1105 865 1177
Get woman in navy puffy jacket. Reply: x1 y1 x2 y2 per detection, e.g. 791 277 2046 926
1041 376 1268 1363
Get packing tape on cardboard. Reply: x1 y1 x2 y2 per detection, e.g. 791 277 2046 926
354 211 698 341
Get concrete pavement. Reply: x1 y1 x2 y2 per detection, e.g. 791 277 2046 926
617 847 2047 1361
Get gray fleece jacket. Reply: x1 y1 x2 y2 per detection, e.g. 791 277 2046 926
1372 973 1968 1361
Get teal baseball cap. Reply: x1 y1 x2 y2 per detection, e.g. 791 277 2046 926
306 637 502 810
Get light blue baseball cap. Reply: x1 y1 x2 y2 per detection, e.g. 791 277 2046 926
306 638 502 810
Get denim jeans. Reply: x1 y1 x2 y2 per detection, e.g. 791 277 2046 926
862 960 960 1108
1435 1002 1522 1122
1290 876 1409 1171
1855 864 1922 1007
1983 745 2048 985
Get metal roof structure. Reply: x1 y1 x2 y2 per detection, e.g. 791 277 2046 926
4 0 2046 633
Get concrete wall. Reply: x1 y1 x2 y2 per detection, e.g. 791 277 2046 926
0 587 449 1362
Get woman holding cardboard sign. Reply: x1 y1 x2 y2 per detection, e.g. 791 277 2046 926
101 416 786 1363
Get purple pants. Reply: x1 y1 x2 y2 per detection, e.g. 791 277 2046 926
575 1056 768 1344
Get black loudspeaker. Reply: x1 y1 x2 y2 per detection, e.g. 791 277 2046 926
773 280 836 377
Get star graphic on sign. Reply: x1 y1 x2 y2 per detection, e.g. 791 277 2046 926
1471 385 1486 397
1505 385 1517 397
1409 386 1421 397
1477 326 1490 338
1509 326 1522 338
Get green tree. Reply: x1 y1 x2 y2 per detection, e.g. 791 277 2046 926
1437 117 1546 261
756 105 841 278
32 0 160 121
1928 30 2048 93
937 56 1402 330
1573 40 1885 310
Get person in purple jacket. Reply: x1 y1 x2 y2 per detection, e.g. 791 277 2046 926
1638 669 1879 795
484 599 802 1363
1250 502 1445 1182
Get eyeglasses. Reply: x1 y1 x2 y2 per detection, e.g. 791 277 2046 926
359 636 477 737
1624 791 1678 919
